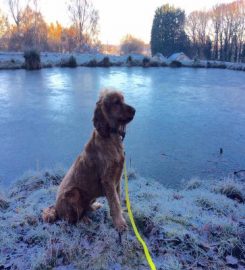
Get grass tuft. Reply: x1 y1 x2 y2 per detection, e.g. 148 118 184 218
214 180 245 203
0 193 9 209
185 178 202 190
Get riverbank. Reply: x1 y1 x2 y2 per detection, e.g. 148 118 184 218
0 52 245 71
0 169 244 269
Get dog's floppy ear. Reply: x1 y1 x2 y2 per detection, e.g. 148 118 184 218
93 100 110 137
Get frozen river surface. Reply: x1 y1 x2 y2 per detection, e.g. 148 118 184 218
0 67 245 187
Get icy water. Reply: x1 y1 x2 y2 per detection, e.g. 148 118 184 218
0 67 245 187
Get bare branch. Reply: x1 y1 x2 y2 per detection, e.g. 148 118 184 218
67 0 99 51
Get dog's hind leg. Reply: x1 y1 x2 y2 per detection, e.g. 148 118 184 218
56 188 85 224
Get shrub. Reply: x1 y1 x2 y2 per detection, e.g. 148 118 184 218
170 60 182 67
207 61 211 68
126 55 140 66
98 56 111 67
207 61 226 69
193 58 205 68
150 61 161 67
67 55 77 68
125 55 141 67
24 49 41 70
87 59 97 67
142 57 150 67
126 55 132 64
61 55 77 68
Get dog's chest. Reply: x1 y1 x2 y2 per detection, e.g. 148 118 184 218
103 143 124 164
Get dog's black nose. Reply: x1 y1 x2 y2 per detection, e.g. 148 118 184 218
130 106 136 116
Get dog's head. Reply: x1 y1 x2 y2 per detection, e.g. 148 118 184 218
93 89 135 138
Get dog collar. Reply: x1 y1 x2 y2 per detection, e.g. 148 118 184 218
110 126 126 141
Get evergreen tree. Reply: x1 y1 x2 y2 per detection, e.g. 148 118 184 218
150 4 189 57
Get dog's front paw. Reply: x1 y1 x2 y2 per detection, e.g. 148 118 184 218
89 201 102 211
114 216 127 232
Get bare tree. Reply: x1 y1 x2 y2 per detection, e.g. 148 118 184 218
8 5 48 51
186 10 210 58
210 0 245 62
234 0 245 61
31 0 40 48
8 0 29 28
67 0 99 52
186 11 198 46
185 0 245 62
210 4 224 60
0 8 9 50
120 34 145 55
0 8 8 37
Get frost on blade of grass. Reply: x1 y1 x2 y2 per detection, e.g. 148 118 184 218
195 192 235 216
185 177 202 190
213 179 245 203
126 167 137 180
0 192 9 209
161 255 182 270
0 170 245 269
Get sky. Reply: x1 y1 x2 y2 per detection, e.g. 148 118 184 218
1 0 235 45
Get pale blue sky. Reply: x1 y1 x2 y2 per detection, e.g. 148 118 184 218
1 0 235 44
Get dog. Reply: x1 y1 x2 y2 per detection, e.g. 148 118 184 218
42 89 135 232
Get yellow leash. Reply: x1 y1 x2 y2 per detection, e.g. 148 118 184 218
123 161 157 270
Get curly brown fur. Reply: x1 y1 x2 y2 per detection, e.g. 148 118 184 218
42 89 135 232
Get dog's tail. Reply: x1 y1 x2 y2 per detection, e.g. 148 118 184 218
42 205 58 223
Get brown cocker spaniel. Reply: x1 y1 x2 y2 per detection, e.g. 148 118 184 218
42 89 135 232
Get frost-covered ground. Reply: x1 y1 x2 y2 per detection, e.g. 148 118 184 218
0 52 145 69
0 51 245 71
0 168 244 270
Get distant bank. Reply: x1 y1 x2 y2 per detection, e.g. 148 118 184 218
0 51 245 71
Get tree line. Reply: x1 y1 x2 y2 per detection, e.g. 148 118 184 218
0 0 146 54
151 0 245 62
0 0 100 52
1 0 245 62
